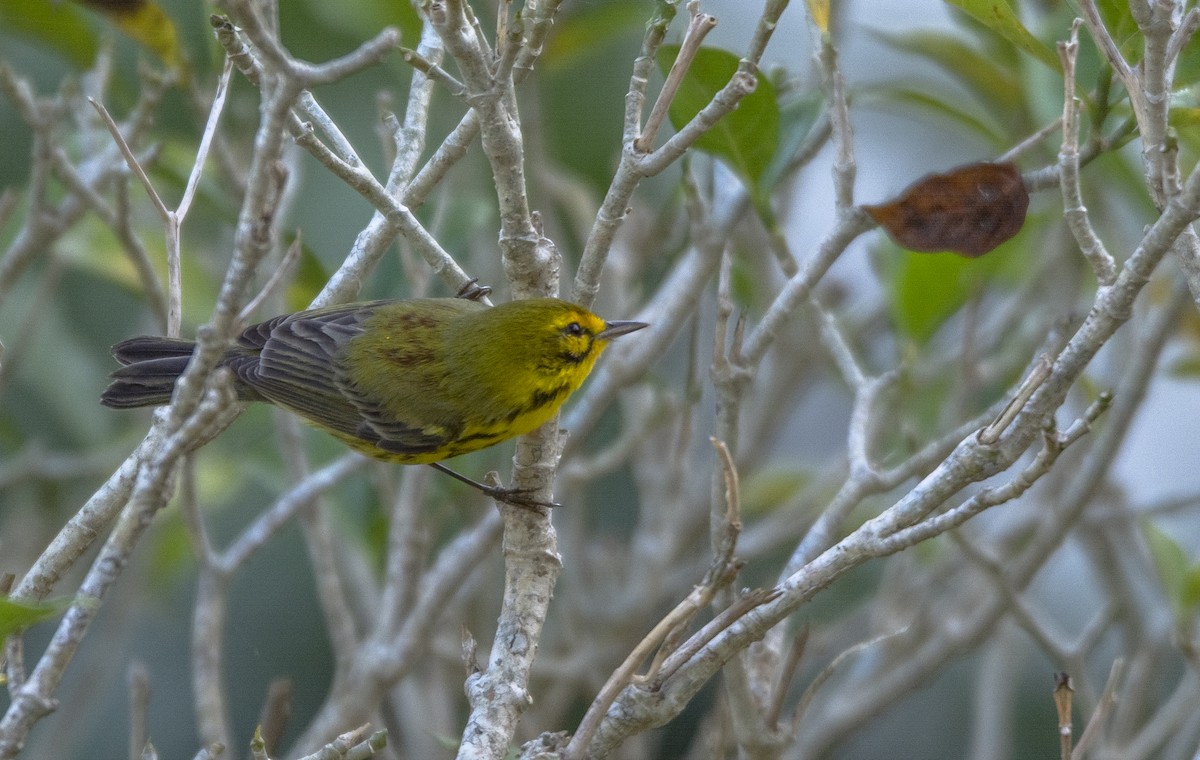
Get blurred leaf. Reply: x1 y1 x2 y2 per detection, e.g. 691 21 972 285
729 250 760 309
1185 565 1200 614
865 162 1029 257
1173 286 1200 339
759 93 824 192
1 263 118 443
74 0 184 73
149 136 243 225
1178 40 1200 89
944 0 1060 71
433 733 461 751
1143 520 1195 617
1169 293 1200 376
740 466 810 517
874 30 1024 124
1167 353 1200 378
0 0 98 68
801 559 882 624
1170 107 1200 130
1084 142 1158 217
299 0 421 53
285 242 331 313
147 511 193 593
540 8 641 195
657 45 779 193
885 245 988 343
545 2 647 69
63 220 146 293
880 209 1033 344
867 86 1006 145
1171 107 1200 158
0 596 69 637
806 0 830 34
1095 0 1142 64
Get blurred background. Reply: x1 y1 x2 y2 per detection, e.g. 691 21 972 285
3 1 1200 758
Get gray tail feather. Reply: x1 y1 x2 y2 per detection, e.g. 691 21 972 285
101 337 197 409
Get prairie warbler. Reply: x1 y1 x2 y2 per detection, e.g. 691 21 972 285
102 297 647 503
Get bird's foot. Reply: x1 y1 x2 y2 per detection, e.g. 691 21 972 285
482 484 561 511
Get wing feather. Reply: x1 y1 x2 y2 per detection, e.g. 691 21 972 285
227 301 452 457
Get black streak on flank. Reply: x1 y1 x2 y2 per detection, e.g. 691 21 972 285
505 384 572 423
451 429 509 447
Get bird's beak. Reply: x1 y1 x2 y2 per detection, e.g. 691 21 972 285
597 320 649 341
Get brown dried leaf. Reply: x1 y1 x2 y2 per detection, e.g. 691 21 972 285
864 161 1029 258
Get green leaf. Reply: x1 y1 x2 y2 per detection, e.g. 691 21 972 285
1170 107 1200 158
286 240 331 313
1178 41 1200 89
886 246 991 343
759 93 823 193
656 45 779 191
0 0 98 68
299 0 421 54
1184 565 1200 614
76 0 185 73
0 596 69 638
1143 520 1192 617
874 30 1024 124
740 466 810 516
866 86 1007 145
943 0 1061 72
147 512 193 591
541 9 642 195
1095 0 1142 64
1168 352 1200 378
878 213 1033 344
545 2 647 69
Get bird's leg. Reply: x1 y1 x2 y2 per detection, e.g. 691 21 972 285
427 462 560 510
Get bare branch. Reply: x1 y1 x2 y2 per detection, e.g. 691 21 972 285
1058 20 1117 286
637 3 718 152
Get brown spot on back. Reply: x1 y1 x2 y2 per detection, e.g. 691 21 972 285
382 345 435 368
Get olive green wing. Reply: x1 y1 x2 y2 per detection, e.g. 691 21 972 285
227 302 450 456
338 380 457 457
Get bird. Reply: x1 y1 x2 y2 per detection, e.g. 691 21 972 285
102 296 648 505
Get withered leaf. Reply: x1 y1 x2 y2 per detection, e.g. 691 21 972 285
864 161 1029 258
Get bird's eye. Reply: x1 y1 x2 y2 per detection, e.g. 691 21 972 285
564 322 585 337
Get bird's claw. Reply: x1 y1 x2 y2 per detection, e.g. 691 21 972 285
455 278 493 302
483 485 561 510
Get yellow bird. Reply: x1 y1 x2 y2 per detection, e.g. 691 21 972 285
102 296 647 503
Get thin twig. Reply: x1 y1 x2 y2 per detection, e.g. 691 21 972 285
237 234 303 325
977 354 1053 445
1058 19 1117 286
766 624 809 729
178 56 234 221
790 629 907 730
565 584 717 760
1072 659 1124 760
127 662 150 760
400 47 467 98
88 98 169 221
636 2 718 152
1054 672 1074 760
